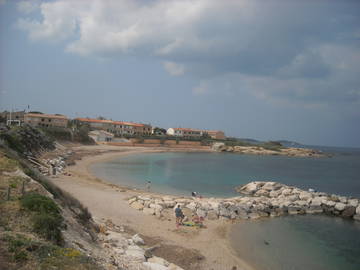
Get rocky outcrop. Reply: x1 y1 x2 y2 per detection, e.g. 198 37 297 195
128 182 360 223
97 219 185 270
212 144 327 158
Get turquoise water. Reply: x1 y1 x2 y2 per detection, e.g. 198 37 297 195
230 215 360 270
90 147 360 270
91 148 360 197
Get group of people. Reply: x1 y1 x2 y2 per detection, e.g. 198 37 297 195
175 204 204 228
145 181 204 228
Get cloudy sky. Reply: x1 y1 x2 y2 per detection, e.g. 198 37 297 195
1 0 359 147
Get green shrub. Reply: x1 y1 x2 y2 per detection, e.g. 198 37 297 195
14 250 28 262
33 213 63 244
20 193 60 216
20 193 63 243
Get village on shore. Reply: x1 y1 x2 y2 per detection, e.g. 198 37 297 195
0 109 325 158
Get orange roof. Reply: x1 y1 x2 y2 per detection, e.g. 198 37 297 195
26 113 67 119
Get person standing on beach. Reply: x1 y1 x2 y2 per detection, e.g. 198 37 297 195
146 180 151 192
175 205 184 228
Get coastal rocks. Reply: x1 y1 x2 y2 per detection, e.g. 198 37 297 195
128 181 360 224
131 201 144 210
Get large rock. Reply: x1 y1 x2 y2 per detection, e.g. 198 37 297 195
131 201 144 210
353 214 360 221
356 206 360 215
142 262 168 270
348 199 359 208
262 182 282 191
212 142 226 151
132 234 145 245
125 245 145 262
299 192 312 201
334 203 346 211
238 182 263 195
147 256 170 266
341 206 356 218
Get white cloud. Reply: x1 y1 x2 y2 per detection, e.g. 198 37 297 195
17 1 79 41
163 61 185 76
17 0 40 14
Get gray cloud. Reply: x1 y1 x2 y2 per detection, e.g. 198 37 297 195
16 0 360 107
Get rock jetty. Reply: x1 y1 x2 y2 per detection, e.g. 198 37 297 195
128 182 360 222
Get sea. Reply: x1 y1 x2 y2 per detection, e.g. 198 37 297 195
90 146 360 270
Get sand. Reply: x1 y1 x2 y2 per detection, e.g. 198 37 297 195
50 144 255 270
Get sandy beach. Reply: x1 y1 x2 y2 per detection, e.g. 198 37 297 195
49 144 255 270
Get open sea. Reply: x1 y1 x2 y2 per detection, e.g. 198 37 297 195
90 146 360 270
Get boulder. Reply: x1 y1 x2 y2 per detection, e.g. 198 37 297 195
334 203 346 211
207 210 218 220
353 214 360 221
168 263 184 270
288 207 300 215
125 245 145 262
238 182 262 195
142 262 168 270
196 208 207 218
310 197 322 207
306 206 323 214
299 192 312 201
348 199 359 208
341 206 356 218
356 206 360 215
281 188 293 196
132 234 145 245
255 189 270 197
131 201 144 210
147 256 170 266
186 202 197 211
128 197 137 204
212 142 226 151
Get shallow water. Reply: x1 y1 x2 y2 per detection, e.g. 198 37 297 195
90 148 360 197
230 215 360 270
90 147 360 270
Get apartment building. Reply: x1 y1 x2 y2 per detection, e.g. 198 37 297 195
205 130 226 140
75 118 152 136
0 110 25 125
24 113 68 128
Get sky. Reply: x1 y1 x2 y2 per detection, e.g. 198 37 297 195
0 0 359 147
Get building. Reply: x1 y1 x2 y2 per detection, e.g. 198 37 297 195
89 130 114 142
167 127 226 139
75 118 152 136
205 130 226 140
24 113 68 128
166 128 202 138
0 110 25 126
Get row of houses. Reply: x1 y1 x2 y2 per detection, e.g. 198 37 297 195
0 111 226 139
166 128 225 140
75 118 152 136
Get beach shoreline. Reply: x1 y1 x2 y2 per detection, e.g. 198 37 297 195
49 144 255 270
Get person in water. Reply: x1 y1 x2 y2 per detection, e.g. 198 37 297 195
146 180 151 191
175 205 184 228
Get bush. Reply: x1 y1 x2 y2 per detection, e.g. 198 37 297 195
20 193 63 244
33 213 63 244
21 193 60 216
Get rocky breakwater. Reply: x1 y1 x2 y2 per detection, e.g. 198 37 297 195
236 181 360 220
128 182 360 222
